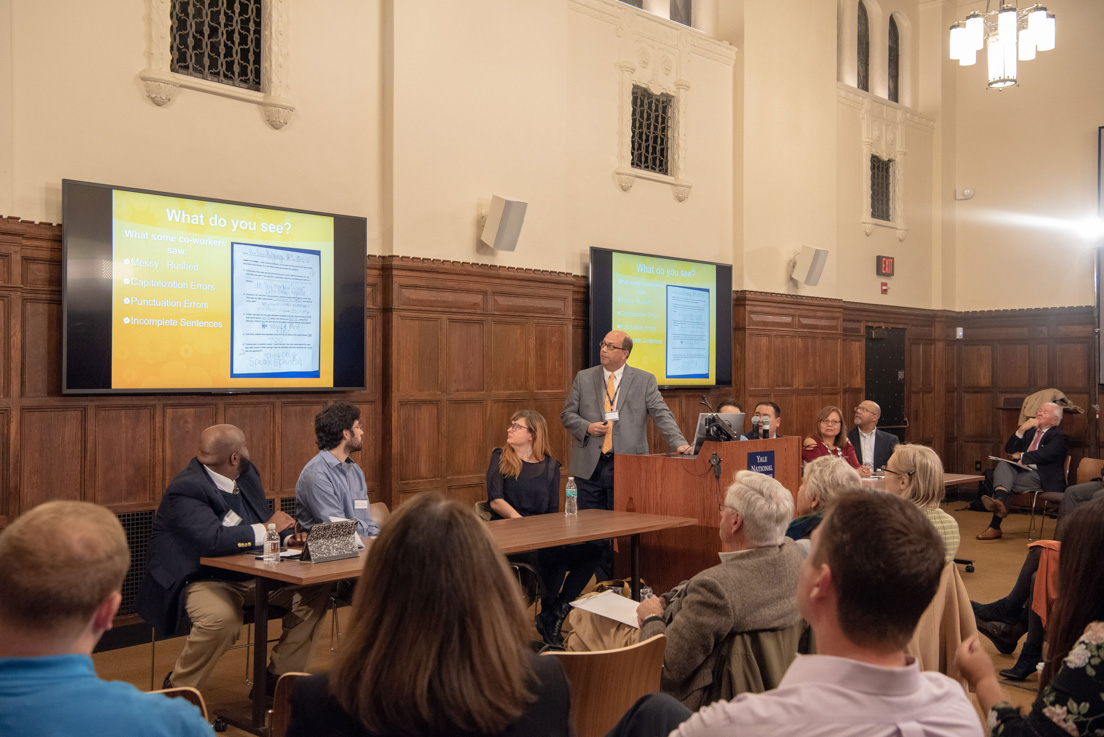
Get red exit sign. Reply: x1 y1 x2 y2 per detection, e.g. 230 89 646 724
876 255 895 277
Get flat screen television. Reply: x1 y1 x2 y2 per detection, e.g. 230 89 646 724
589 247 732 388
62 180 367 394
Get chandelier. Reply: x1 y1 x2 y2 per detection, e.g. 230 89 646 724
949 4 1056 89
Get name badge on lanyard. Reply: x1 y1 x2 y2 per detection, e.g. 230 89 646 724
604 410 620 422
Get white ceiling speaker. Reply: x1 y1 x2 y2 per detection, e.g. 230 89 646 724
791 246 829 286
480 195 528 251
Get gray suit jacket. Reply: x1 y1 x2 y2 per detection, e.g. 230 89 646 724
561 364 688 479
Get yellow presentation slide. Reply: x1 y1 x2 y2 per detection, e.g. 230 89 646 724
111 190 335 389
611 252 717 386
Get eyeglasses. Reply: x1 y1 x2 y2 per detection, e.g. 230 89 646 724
884 467 913 478
820 419 841 425
854 406 874 414
717 504 739 514
599 341 627 351
508 422 530 432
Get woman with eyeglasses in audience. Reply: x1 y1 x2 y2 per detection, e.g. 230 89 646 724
882 444 960 564
956 495 1104 736
801 405 860 469
287 493 573 737
486 410 599 649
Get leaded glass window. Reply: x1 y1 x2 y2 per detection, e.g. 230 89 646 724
870 156 893 221
671 0 692 27
171 0 262 92
857 1 870 92
631 85 673 176
888 16 900 103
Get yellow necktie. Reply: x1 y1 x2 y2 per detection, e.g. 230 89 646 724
602 373 616 454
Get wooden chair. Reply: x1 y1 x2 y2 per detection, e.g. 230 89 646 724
1009 455 1070 540
149 686 208 720
269 671 310 737
545 634 666 737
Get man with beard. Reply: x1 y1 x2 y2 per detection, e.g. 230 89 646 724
296 402 379 537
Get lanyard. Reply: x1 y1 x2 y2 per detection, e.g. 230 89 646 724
604 372 621 409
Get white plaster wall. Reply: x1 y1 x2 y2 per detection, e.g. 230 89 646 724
952 0 1104 311
3 0 384 247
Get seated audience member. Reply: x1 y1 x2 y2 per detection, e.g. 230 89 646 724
785 455 861 547
286 494 572 737
748 401 782 440
978 402 1068 541
957 495 1104 735
883 444 961 564
606 489 982 737
970 541 1056 681
136 425 330 693
715 399 748 440
0 501 213 737
566 471 803 710
296 401 379 537
847 400 899 477
1055 474 1104 539
801 405 860 469
486 410 598 649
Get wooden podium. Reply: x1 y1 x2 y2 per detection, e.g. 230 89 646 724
612 437 801 593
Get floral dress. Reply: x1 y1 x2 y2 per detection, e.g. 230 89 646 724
990 621 1104 736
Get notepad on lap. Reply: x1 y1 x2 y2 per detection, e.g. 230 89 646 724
570 590 642 629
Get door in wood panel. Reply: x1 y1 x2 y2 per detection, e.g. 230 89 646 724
865 326 906 441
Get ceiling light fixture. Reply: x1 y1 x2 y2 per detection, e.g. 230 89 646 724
949 3 1055 90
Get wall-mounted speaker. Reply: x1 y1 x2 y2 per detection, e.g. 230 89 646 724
792 245 829 286
480 195 528 251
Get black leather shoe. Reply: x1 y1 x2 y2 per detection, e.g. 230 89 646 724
1000 655 1042 681
977 618 1026 655
972 599 1019 626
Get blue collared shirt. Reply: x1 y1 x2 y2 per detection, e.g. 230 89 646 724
295 450 379 536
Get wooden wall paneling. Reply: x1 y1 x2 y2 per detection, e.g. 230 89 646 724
533 322 570 394
817 337 841 389
793 336 818 389
961 392 995 439
19 407 85 512
21 298 61 398
445 319 486 394
1055 341 1089 390
395 401 442 485
1032 342 1049 389
532 397 571 471
744 334 771 391
396 315 442 396
356 401 382 499
997 343 1029 389
771 334 796 389
93 406 155 506
0 294 10 399
446 400 488 479
0 409 9 523
162 405 217 488
278 402 327 493
490 321 530 393
223 403 276 492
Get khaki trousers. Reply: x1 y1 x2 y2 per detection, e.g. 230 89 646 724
562 593 640 652
170 578 331 690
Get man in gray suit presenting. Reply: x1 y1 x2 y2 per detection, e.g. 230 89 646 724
562 330 691 513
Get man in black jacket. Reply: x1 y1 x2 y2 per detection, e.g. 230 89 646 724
977 402 1068 541
847 400 899 476
136 424 329 691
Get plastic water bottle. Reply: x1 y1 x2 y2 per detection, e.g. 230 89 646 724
565 477 578 517
263 523 280 564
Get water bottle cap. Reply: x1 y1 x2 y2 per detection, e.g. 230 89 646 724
267 523 276 531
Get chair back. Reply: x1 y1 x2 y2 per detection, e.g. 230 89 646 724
370 502 391 528
149 686 208 720
905 562 977 688
269 671 311 737
715 620 805 707
1075 457 1104 485
546 634 666 737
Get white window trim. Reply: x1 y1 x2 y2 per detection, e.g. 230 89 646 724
138 0 295 130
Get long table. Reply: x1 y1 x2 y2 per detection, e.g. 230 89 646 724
199 508 695 733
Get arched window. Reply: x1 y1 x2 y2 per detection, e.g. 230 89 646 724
857 1 870 92
888 15 899 103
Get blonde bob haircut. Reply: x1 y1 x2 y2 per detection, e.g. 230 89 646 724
499 410 550 480
331 493 534 736
0 500 129 633
889 444 945 509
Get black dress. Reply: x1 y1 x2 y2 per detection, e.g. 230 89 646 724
486 449 560 519
285 652 573 737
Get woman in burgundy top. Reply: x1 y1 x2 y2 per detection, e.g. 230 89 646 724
802 405 861 470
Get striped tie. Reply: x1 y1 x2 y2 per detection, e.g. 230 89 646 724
602 372 616 454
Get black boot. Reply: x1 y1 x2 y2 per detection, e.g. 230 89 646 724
1000 642 1043 681
538 600 572 649
976 618 1027 655
971 598 1019 625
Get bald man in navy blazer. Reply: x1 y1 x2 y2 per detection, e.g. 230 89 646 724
562 330 691 512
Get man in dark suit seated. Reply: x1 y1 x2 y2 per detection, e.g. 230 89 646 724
847 400 898 478
136 424 330 693
977 402 1068 541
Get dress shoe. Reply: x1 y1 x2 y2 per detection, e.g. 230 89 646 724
976 618 1026 655
971 599 1019 626
1000 652 1042 681
981 495 1009 518
976 527 1003 540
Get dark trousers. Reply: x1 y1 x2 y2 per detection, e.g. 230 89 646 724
537 544 602 609
576 452 616 580
604 693 692 737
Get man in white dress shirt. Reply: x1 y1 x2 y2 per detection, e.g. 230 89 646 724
604 488 983 737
